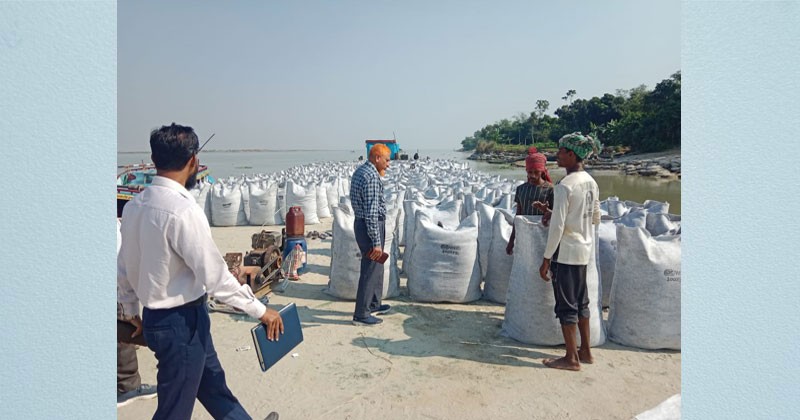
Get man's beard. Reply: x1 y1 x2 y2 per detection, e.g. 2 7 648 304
184 165 199 190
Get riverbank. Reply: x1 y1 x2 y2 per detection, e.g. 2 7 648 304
118 221 680 420
472 148 681 180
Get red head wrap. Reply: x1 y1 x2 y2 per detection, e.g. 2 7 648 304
525 152 552 183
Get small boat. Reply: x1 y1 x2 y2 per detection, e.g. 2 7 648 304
116 162 215 217
365 132 408 160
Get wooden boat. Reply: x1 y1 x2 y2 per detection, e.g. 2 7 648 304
116 162 214 217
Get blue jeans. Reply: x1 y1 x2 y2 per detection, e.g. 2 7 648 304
143 295 251 420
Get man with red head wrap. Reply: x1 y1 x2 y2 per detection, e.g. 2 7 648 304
506 149 554 255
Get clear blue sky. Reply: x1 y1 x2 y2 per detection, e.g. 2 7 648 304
118 0 680 152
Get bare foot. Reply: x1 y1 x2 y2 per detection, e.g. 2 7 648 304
578 348 594 364
543 357 581 371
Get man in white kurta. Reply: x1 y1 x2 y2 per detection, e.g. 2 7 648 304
537 132 601 372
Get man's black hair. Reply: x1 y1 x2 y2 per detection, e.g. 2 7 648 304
149 123 200 171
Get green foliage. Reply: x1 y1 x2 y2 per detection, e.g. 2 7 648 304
460 71 680 153
475 140 495 153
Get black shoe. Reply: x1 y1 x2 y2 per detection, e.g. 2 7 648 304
370 304 391 315
264 412 279 420
352 315 383 326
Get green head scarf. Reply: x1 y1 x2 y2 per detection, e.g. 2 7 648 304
558 132 600 160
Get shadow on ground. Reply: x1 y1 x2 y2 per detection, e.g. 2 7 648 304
351 303 553 368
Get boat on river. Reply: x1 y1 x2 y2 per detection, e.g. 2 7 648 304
116 162 214 217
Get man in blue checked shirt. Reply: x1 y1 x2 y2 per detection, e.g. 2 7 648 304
349 143 393 326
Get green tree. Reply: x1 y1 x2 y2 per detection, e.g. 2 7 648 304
460 72 679 153
535 99 550 117
562 89 576 105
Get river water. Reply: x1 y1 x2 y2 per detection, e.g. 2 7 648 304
118 149 681 214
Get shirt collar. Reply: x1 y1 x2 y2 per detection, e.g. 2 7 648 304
152 175 194 200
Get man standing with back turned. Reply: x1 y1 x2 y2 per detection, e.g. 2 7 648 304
538 132 601 372
118 123 284 420
350 143 392 326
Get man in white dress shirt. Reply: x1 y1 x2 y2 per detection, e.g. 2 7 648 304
118 123 283 420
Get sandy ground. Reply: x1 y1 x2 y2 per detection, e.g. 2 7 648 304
118 219 680 420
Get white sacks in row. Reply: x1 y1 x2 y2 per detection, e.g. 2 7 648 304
608 226 681 350
324 206 400 300
483 210 515 304
406 212 482 303
502 216 606 346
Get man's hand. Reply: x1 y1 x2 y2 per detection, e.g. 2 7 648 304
542 211 552 227
259 308 285 341
367 246 383 261
532 201 549 213
533 201 553 227
237 265 262 286
506 240 514 256
129 315 143 338
539 259 551 282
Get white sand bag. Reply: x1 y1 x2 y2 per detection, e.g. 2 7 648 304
502 216 606 346
598 208 649 307
608 226 681 350
401 199 463 274
286 180 320 225
495 193 514 211
248 180 278 226
395 195 407 246
602 198 629 218
642 199 670 214
483 210 516 304
324 206 399 300
598 216 617 308
190 181 212 224
275 183 286 224
645 213 681 236
316 183 332 219
462 193 477 221
323 179 338 214
634 394 681 420
211 182 247 226
240 183 251 222
406 212 481 303
476 201 496 280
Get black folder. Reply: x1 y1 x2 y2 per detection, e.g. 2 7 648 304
250 302 303 372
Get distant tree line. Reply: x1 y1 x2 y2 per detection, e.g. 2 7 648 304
460 71 680 153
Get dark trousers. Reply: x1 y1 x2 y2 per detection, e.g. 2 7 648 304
117 342 141 394
551 261 590 325
143 295 251 420
353 217 386 319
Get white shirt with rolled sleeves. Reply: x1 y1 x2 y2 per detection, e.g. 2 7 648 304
543 170 601 265
117 176 266 320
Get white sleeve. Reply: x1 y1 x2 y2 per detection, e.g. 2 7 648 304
117 248 140 318
170 206 267 320
543 184 569 260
